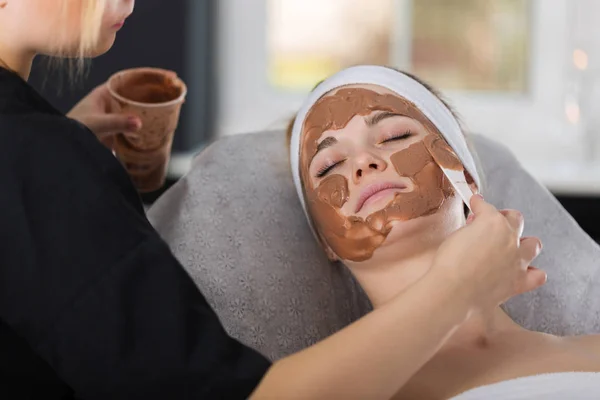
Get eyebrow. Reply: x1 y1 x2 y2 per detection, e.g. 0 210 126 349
314 136 338 157
365 111 404 127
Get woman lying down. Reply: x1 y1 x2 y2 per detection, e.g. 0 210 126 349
287 65 600 399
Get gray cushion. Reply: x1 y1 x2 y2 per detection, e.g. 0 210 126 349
148 131 600 361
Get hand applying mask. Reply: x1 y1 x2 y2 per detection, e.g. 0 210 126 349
431 195 546 316
67 83 142 149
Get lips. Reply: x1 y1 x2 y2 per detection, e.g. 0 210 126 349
355 182 408 213
113 14 131 29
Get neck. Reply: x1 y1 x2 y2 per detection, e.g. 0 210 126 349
352 246 440 308
0 43 35 80
350 238 523 349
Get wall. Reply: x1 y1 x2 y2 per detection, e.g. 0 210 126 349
214 0 600 195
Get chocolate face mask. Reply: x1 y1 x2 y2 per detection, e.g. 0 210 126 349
300 88 464 262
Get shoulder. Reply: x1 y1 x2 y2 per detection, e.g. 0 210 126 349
0 111 113 178
0 111 143 214
0 111 93 148
0 111 81 134
0 112 93 166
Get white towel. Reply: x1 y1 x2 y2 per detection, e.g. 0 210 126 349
450 372 600 399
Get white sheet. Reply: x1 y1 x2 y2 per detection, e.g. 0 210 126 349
450 372 600 399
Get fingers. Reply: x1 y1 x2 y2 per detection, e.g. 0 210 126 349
466 199 523 233
469 194 495 215
517 266 548 294
84 114 142 138
515 237 543 296
125 116 142 132
501 210 524 237
99 82 111 92
518 236 542 264
466 213 475 225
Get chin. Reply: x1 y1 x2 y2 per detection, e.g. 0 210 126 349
376 197 464 255
89 36 117 57
44 36 116 59
355 214 447 267
382 213 443 247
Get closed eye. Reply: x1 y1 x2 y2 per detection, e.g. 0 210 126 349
380 131 413 144
316 159 345 178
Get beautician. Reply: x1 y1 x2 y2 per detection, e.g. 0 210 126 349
0 1 545 399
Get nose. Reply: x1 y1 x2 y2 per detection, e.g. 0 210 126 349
352 151 387 184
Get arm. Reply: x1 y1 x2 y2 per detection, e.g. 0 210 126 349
252 197 545 400
252 271 469 400
1 115 543 400
0 115 269 399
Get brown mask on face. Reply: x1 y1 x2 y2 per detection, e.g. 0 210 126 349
300 88 464 262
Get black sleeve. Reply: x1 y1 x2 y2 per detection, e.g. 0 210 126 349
0 114 271 399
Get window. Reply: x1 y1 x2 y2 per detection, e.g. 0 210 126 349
268 0 530 93
410 0 529 92
216 0 599 192
268 0 396 90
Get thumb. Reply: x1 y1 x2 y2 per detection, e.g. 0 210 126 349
85 114 142 138
470 194 496 216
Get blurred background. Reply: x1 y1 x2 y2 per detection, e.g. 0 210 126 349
30 0 600 241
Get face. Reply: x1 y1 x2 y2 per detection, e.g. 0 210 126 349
300 84 472 263
1 0 134 57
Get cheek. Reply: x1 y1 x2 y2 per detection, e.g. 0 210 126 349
423 134 464 171
437 193 466 229
11 1 66 46
31 0 84 53
56 0 83 36
89 35 116 57
309 162 352 195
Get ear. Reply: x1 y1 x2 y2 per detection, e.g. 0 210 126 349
324 245 340 263
316 231 340 262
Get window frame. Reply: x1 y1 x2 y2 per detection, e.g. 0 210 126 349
215 0 589 173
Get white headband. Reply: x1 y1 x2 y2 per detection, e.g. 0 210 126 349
290 65 481 224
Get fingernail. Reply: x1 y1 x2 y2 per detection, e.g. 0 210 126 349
127 116 141 130
474 194 484 201
466 213 475 224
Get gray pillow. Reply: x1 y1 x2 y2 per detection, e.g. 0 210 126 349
148 131 600 361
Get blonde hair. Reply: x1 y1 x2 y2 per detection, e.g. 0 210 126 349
0 0 107 82
77 0 106 58
55 0 107 76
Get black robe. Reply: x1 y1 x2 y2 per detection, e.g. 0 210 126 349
0 67 270 399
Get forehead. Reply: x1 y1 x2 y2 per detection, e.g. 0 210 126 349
303 84 414 133
303 84 423 142
321 83 401 99
299 83 438 168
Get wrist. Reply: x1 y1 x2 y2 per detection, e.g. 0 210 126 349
420 268 474 325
